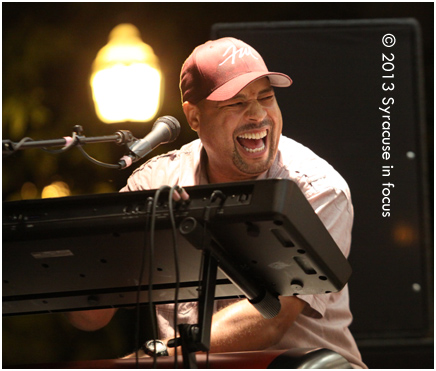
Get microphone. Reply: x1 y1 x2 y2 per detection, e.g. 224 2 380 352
119 116 181 169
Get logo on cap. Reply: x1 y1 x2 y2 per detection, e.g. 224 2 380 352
219 45 259 66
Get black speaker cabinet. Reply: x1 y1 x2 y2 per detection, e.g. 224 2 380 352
212 19 432 342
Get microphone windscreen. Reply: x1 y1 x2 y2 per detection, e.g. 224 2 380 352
152 116 181 142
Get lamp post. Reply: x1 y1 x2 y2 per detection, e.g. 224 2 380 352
90 24 162 124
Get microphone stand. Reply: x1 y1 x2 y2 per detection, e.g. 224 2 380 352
3 125 134 154
169 216 282 368
3 125 136 169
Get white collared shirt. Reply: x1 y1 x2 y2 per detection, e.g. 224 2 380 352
121 135 366 368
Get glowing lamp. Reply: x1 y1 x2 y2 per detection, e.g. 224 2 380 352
91 24 162 123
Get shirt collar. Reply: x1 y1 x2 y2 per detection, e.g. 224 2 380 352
196 144 281 185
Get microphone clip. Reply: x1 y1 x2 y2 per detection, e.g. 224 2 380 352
115 130 136 146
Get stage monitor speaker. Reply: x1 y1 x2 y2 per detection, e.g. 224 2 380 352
211 19 432 341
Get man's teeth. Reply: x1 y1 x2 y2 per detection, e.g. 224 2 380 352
237 130 267 153
244 144 265 153
237 130 267 140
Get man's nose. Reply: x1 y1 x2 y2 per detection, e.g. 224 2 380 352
245 100 267 122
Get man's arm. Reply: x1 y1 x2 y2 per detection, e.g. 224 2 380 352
163 295 306 356
65 308 117 331
208 296 305 353
65 190 188 334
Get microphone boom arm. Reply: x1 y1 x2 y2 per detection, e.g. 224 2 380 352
3 126 134 154
3 125 136 170
4 116 181 170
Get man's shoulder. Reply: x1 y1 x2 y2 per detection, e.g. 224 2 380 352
275 135 351 197
123 139 202 191
276 135 336 176
144 138 202 165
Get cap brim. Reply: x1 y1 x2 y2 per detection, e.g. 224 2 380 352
207 72 292 101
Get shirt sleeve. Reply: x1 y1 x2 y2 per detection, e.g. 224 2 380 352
119 150 182 192
297 180 354 318
275 140 354 318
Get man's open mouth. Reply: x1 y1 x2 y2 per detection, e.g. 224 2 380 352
236 129 267 153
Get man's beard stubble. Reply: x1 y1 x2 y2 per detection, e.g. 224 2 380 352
232 123 278 176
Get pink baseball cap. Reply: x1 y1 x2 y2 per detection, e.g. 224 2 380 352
180 37 292 104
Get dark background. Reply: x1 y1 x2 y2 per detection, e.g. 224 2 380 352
2 2 434 368
212 17 433 369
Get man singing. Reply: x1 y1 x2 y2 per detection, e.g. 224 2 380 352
67 37 366 369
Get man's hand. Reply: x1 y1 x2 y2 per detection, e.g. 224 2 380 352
65 308 117 331
172 186 190 202
121 348 149 359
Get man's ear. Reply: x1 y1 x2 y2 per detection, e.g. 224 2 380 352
182 101 201 133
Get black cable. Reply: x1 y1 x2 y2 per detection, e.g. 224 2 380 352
168 186 182 368
203 190 226 369
149 186 171 368
3 137 34 157
5 134 121 168
76 145 122 169
11 137 33 151
5 130 128 168
201 194 213 369
42 132 78 154
133 186 181 368
134 197 154 368
202 211 211 370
